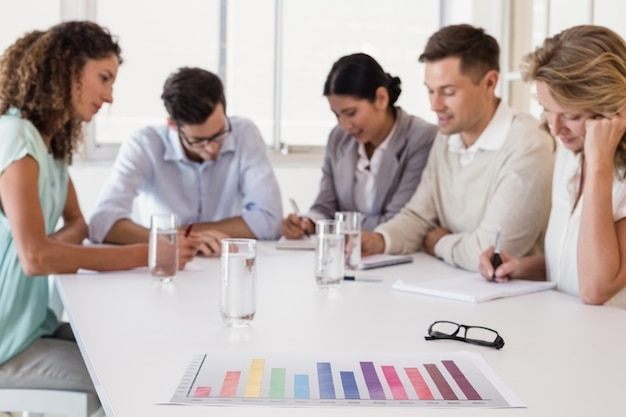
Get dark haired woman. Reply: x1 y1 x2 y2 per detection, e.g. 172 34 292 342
282 53 437 238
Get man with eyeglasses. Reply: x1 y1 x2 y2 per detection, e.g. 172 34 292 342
88 67 283 257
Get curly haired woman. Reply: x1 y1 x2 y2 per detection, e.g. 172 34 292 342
0 21 151 405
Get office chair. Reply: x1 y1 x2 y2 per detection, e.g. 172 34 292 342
0 388 102 417
0 278 104 417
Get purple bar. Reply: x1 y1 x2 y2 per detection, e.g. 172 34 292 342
424 364 458 400
359 362 386 400
442 360 482 400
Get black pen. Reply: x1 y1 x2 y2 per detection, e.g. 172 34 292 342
343 276 383 283
491 229 502 282
289 198 310 238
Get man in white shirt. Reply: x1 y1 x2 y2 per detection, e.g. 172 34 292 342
89 68 283 253
361 24 556 271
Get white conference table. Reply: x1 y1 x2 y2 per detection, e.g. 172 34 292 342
55 242 626 417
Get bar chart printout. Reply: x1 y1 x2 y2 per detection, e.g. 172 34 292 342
163 351 524 408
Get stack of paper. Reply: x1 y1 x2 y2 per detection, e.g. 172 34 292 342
392 274 556 303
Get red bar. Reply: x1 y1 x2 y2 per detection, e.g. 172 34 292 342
219 371 241 397
381 366 408 400
193 386 212 397
404 367 434 400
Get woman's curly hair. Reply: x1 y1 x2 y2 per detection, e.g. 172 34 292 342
0 21 122 163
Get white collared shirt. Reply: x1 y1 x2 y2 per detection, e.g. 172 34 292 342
88 117 284 242
354 121 397 213
545 143 626 308
447 102 516 166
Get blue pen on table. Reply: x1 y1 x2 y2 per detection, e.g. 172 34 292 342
289 198 310 238
491 229 502 282
184 222 194 238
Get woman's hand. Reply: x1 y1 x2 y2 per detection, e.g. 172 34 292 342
584 110 626 169
478 247 519 283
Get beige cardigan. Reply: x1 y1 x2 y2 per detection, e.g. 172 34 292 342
376 105 555 271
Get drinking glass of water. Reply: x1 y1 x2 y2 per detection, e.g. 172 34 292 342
148 213 179 282
220 238 257 327
314 219 344 288
335 211 363 273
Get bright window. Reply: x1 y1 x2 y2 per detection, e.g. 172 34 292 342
93 0 439 155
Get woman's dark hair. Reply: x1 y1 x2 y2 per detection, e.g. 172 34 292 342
161 67 227 126
0 21 122 162
323 53 401 111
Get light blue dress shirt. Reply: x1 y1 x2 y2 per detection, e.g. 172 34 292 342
0 109 62 364
88 116 283 241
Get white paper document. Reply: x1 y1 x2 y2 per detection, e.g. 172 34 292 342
393 274 556 303
275 235 316 250
159 350 524 408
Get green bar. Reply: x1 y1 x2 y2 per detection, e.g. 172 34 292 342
269 368 286 398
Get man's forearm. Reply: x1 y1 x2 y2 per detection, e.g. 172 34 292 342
104 219 151 244
193 216 255 239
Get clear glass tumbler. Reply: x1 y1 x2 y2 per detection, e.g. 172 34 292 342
220 238 257 327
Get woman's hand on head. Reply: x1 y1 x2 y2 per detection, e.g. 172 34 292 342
584 110 626 167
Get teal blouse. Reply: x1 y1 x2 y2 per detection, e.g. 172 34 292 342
0 109 67 364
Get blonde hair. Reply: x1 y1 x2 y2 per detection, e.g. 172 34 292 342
521 25 626 174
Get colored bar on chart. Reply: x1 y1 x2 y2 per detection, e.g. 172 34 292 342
442 360 482 400
219 371 241 397
269 368 286 398
194 386 212 397
404 367 434 400
360 362 386 400
244 358 266 397
424 364 458 400
317 362 336 399
340 371 360 399
294 374 310 399
381 366 408 400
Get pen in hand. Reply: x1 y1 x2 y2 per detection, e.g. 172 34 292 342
491 229 502 282
184 222 194 238
288 198 310 238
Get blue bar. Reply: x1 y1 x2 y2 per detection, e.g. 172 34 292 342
340 371 360 399
317 362 336 399
294 374 310 399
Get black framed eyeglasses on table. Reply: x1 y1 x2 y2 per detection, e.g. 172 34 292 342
425 320 505 350
177 117 232 148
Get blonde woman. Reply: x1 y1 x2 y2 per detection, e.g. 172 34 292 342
480 25 626 308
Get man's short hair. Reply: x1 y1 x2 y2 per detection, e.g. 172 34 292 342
418 24 500 84
161 67 226 125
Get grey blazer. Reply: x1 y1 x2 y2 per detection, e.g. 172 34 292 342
307 107 437 231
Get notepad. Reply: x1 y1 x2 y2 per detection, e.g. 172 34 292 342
392 274 556 303
356 254 414 270
275 235 316 250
